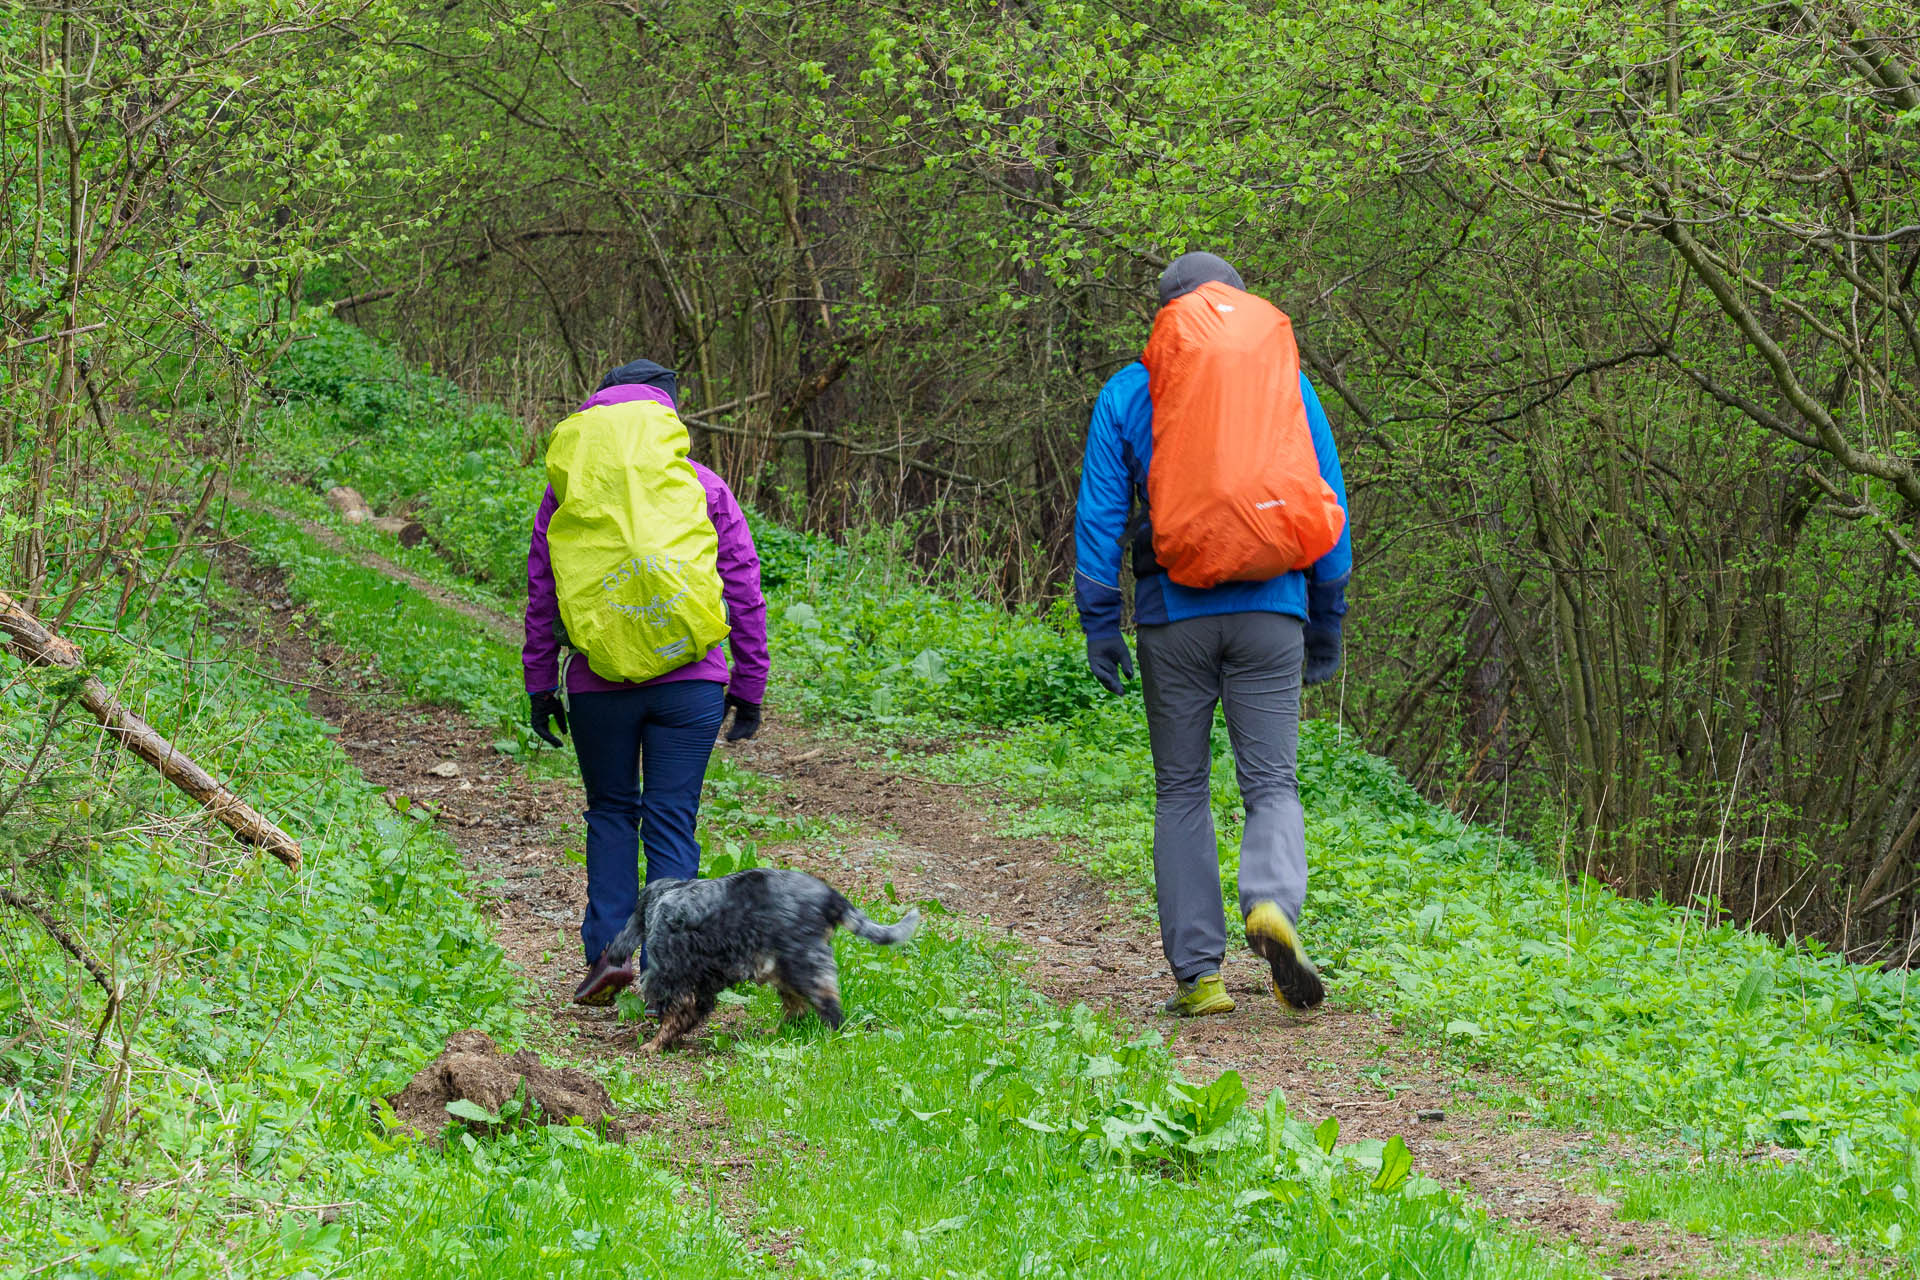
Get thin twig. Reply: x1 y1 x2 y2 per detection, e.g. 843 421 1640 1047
0 889 115 1000
1 322 106 353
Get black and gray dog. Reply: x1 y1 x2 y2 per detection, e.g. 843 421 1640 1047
571 868 921 1053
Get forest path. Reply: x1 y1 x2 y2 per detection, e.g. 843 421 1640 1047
216 552 799 1266
230 491 522 645
219 534 1858 1280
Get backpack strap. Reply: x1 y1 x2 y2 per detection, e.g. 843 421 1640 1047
557 647 576 716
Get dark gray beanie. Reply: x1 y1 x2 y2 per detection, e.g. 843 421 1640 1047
597 358 678 401
1157 252 1244 306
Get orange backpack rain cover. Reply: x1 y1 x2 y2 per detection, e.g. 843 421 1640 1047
1142 281 1346 590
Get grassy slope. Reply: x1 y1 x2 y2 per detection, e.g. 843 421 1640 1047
3 328 1606 1278
224 500 1602 1280
244 320 1920 1260
0 575 753 1278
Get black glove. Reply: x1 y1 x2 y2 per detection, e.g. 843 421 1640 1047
723 693 762 742
1086 632 1135 695
1303 576 1348 687
530 689 568 747
1302 622 1342 686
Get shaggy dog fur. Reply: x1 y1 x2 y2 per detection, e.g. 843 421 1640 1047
571 868 921 1053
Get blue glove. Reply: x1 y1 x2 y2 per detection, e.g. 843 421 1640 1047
1086 632 1135 695
1303 576 1348 687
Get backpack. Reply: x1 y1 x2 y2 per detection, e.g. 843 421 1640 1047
545 398 730 684
1140 281 1346 590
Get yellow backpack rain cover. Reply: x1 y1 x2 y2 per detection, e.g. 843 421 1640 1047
545 398 730 684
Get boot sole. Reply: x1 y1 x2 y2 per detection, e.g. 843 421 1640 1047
1246 909 1325 1010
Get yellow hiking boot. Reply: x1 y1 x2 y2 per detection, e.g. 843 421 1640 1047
1245 901 1325 1010
1162 971 1236 1017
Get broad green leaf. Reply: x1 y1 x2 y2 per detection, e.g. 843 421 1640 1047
1732 966 1775 1014
1372 1135 1414 1192
445 1098 498 1125
1313 1115 1340 1154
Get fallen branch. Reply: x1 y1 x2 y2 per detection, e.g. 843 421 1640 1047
681 414 994 488
0 590 302 870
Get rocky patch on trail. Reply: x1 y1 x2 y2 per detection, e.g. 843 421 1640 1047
388 1030 617 1140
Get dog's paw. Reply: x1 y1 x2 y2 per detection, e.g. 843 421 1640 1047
573 957 636 1005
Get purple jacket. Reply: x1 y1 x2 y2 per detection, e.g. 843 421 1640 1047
523 384 770 703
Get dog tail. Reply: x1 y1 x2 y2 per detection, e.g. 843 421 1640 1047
839 899 922 947
603 912 645 967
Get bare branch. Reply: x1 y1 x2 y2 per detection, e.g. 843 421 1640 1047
0 887 116 1004
1804 466 1920 576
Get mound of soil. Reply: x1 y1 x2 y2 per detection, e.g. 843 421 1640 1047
388 1030 617 1140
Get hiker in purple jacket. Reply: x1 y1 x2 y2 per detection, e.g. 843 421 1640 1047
522 359 770 992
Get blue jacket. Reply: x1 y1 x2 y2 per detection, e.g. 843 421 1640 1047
1073 360 1352 635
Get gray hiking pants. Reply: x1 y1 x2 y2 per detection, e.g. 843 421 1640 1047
1137 612 1306 982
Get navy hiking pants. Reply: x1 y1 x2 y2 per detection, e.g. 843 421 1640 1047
568 681 726 964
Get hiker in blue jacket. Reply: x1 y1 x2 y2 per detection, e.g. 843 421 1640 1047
1073 252 1352 1017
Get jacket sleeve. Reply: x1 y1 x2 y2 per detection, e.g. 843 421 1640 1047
706 476 770 705
523 486 562 693
1300 373 1352 624
1073 377 1133 638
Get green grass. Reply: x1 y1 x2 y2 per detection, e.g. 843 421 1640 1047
232 316 1920 1266
909 706 1920 1253
228 476 521 619
331 1123 755 1277
1613 1162 1840 1237
225 503 529 739
679 852 1596 1280
4 541 1624 1280
0 572 762 1277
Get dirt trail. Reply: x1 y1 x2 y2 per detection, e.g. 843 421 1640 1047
232 492 521 646
735 734 1733 1274
217 540 1858 1280
215 554 794 1260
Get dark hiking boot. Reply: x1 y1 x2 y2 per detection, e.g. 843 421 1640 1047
573 956 635 1007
